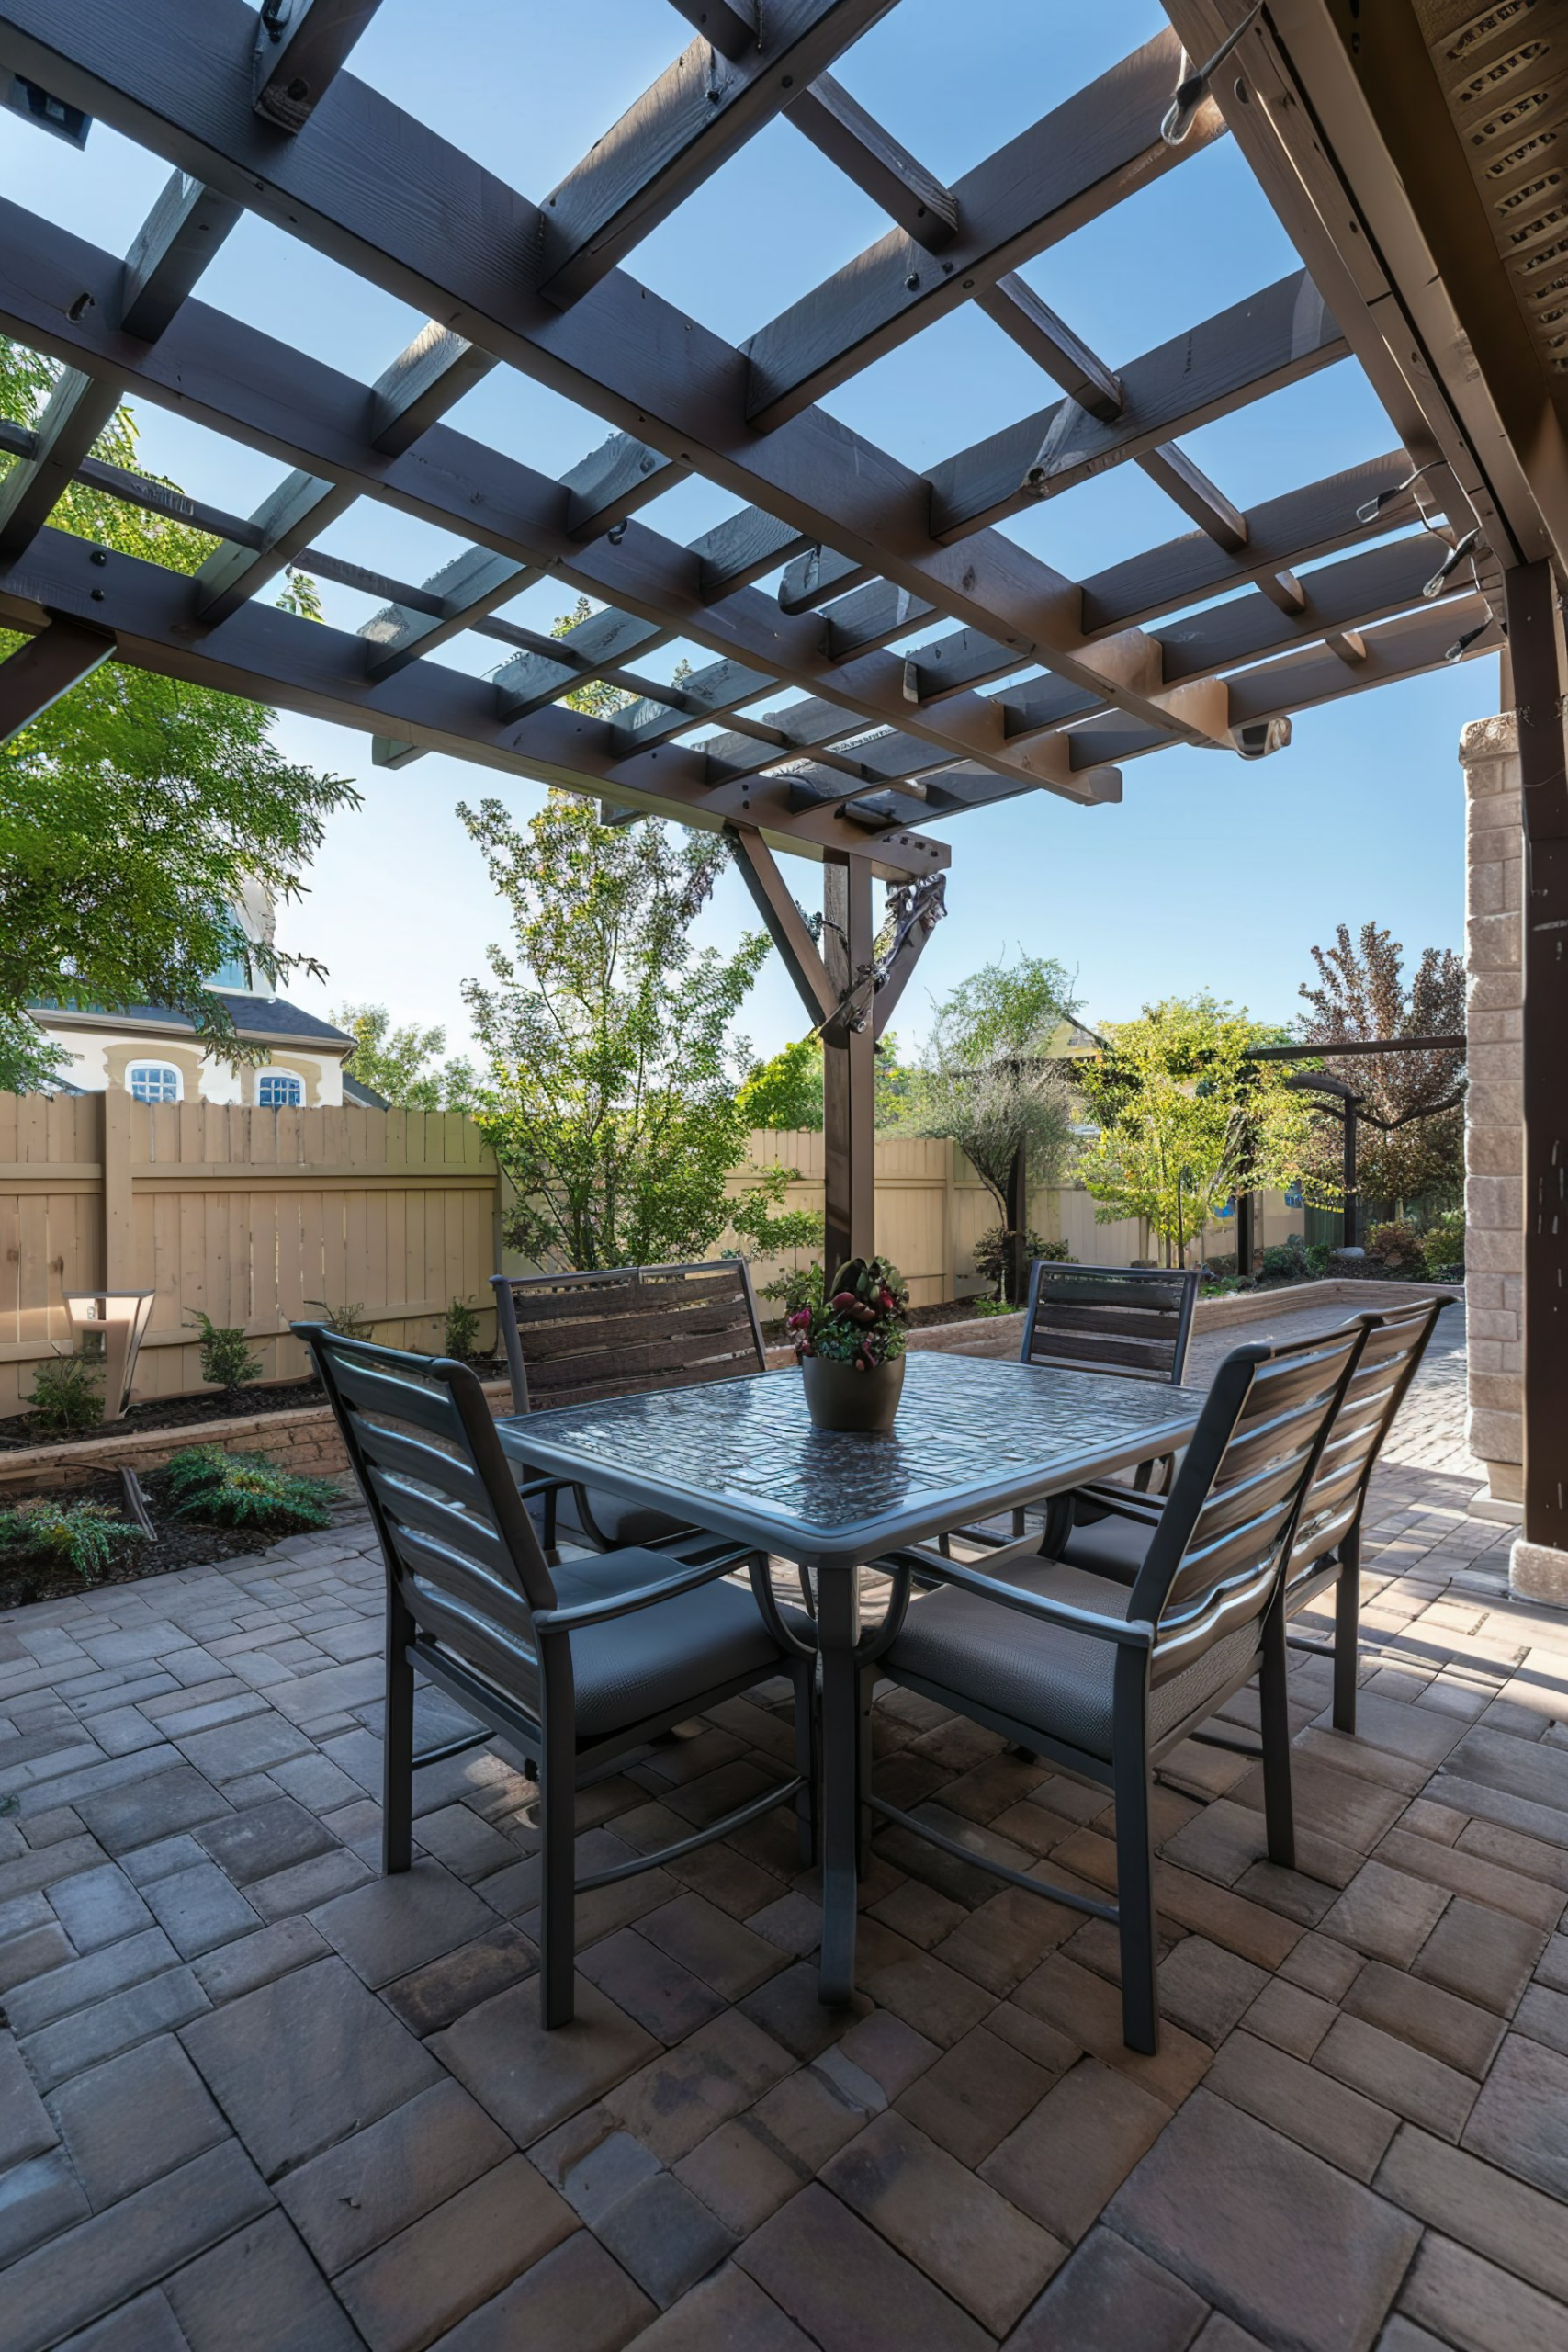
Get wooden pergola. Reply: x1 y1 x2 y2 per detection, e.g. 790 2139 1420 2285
0 3 1562 1554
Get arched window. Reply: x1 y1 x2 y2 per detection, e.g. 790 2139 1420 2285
128 1064 182 1104
257 1070 303 1108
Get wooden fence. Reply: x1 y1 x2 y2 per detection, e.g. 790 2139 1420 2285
0 1093 1308 1417
0 1091 499 1418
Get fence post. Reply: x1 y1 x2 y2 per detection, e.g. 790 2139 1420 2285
101 1088 133 1291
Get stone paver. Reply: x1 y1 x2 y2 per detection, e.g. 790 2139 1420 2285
1 1305 1566 2346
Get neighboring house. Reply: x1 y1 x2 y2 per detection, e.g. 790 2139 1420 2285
29 881 356 1108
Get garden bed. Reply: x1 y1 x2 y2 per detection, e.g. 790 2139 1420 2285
0 1356 506 1453
0 1463 358 1613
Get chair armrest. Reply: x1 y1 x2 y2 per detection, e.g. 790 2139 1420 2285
1072 1480 1167 1526
531 1547 752 1634
884 1547 1154 1648
513 1475 575 1500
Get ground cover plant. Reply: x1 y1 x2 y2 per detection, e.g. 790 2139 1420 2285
164 1446 338 1534
0 1497 149 1583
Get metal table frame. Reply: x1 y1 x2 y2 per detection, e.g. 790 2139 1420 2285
497 1352 1206 2003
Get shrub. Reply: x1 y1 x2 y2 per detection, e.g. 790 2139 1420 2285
761 1261 824 1317
1259 1235 1314 1285
304 1299 373 1340
165 1445 337 1533
26 1351 105 1434
1421 1210 1465 1271
0 1498 147 1582
1366 1220 1427 1276
185 1311 263 1402
973 1227 1073 1305
444 1296 482 1361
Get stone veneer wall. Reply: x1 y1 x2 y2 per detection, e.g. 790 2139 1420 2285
1461 714 1525 1506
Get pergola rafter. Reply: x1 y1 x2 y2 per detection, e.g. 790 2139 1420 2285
0 0 1529 1407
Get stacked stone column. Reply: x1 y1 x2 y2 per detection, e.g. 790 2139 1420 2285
1460 714 1525 1509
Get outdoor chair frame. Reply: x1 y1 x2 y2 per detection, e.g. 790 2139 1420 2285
1057 1299 1443 1737
491 1261 770 1555
862 1321 1367 2052
299 1324 812 2030
1021 1261 1202 1387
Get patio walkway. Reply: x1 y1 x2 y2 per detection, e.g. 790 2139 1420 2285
4 1304 1566 2351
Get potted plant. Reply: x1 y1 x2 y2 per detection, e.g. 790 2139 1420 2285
789 1256 911 1434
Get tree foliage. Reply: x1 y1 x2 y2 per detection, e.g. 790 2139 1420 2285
901 956 1078 1223
738 1037 825 1130
331 1003 479 1112
0 340 355 1092
1078 994 1325 1262
461 794 769 1269
1297 923 1466 1212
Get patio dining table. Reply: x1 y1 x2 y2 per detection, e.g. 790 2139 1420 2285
496 1350 1210 2004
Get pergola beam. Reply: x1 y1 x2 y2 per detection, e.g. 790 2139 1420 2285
0 523 950 878
739 28 1218 426
0 3 1231 744
927 270 1347 538
251 0 385 133
0 615 113 744
534 1 894 306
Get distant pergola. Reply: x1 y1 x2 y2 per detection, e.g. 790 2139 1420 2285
0 3 1563 1549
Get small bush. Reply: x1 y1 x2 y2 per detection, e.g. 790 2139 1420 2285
26 1351 105 1435
165 1445 337 1534
973 1227 1072 1305
444 1296 482 1361
1421 1210 1465 1271
304 1299 373 1340
186 1310 263 1402
0 1498 147 1582
761 1261 825 1317
1366 1220 1427 1276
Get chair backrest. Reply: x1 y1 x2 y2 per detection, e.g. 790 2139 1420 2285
1289 1299 1443 1585
1129 1322 1368 1685
491 1260 768 1416
298 1324 558 1694
1021 1261 1201 1385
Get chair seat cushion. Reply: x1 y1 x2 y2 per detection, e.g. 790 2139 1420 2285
412 1547 782 1741
885 1555 1260 1764
1058 1510 1156 1586
527 1484 692 1550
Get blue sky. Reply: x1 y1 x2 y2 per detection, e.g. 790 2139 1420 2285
3 0 1495 1060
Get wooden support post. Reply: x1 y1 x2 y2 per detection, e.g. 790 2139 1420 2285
1506 561 1568 1555
1342 1100 1359 1252
1235 1190 1255 1279
822 856 875 1274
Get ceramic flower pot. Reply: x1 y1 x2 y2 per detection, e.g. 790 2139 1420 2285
800 1352 906 1435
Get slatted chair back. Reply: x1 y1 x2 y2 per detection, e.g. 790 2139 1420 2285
299 1326 558 1685
1021 1262 1201 1385
1287 1300 1441 1591
491 1261 768 1417
1127 1324 1366 1693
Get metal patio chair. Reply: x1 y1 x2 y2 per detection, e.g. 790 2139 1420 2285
298 1326 811 2030
942 1261 1203 1556
491 1261 770 1555
1021 1261 1201 1386
864 1320 1366 2052
1055 1299 1442 1735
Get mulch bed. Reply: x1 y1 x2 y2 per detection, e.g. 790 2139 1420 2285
0 1468 356 1614
0 1356 506 1452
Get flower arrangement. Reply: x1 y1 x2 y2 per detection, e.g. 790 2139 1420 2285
788 1255 910 1371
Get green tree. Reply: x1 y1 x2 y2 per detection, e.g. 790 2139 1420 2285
738 1037 825 1130
0 342 356 1093
461 793 769 1269
900 956 1077 1295
1078 994 1325 1264
331 1003 479 1112
1297 922 1465 1216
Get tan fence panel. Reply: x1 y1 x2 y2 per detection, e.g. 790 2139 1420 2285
0 1093 502 1419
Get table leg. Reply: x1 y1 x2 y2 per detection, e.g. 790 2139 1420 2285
815 1563 862 2006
